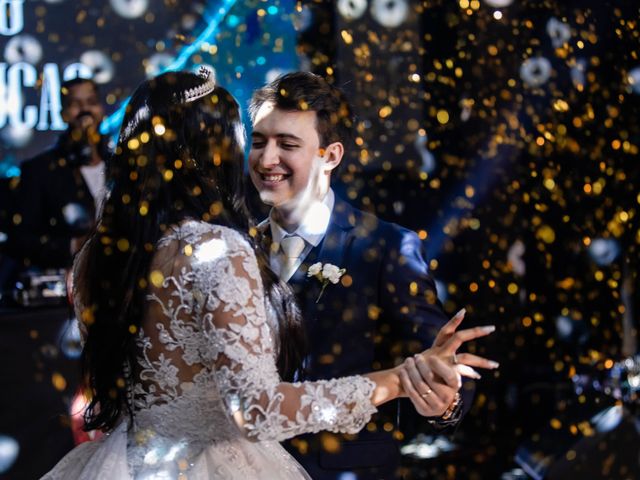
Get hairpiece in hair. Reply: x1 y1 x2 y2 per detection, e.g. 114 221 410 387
119 103 150 142
174 66 216 104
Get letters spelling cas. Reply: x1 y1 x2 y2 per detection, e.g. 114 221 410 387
1 0 89 132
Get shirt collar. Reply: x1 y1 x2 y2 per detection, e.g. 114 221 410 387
269 189 335 248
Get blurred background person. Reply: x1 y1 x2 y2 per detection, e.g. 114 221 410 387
6 77 110 275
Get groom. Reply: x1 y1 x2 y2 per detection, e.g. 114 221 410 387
249 72 470 479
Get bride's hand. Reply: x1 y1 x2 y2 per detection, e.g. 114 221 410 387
398 309 498 417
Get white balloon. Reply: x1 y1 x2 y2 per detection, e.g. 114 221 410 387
555 315 573 339
507 239 526 276
484 0 514 7
628 66 640 95
570 58 587 90
145 53 173 78
4 34 43 65
519 57 552 87
370 0 409 28
181 13 197 31
266 68 287 84
0 435 19 474
110 0 149 19
79 50 115 84
588 238 620 266
0 124 33 148
63 62 93 81
337 0 367 21
293 4 313 32
546 17 571 49
414 131 436 174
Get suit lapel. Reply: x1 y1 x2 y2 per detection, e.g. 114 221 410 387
260 197 356 309
298 197 356 310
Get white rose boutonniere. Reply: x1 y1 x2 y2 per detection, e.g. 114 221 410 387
307 262 346 303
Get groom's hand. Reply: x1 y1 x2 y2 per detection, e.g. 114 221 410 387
398 309 498 417
399 354 460 417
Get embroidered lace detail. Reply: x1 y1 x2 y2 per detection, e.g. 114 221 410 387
119 220 376 474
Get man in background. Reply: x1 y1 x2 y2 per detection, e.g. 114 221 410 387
7 77 110 271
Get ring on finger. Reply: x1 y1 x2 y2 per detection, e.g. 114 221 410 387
420 389 432 398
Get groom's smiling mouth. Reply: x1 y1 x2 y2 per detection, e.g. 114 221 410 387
259 172 291 184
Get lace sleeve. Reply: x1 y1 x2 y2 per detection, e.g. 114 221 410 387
192 226 377 442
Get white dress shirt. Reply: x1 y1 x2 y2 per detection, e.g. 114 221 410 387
79 161 106 218
269 189 335 279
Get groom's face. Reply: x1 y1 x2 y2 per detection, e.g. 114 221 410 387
249 102 325 209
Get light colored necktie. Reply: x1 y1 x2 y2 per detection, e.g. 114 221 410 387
279 234 306 281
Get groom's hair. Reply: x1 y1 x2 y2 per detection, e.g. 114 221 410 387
249 71 354 149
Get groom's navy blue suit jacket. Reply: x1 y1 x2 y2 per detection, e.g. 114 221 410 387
265 196 459 479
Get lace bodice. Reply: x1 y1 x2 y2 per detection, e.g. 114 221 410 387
91 220 377 474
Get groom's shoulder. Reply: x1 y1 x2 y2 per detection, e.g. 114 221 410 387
335 196 416 244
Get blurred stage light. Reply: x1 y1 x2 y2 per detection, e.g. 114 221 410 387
400 434 457 459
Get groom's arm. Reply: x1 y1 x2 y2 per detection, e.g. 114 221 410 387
377 225 473 428
378 225 448 354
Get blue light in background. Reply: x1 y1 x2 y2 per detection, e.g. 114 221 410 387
226 14 241 28
99 0 240 137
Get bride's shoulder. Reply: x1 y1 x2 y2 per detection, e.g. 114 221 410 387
158 219 251 253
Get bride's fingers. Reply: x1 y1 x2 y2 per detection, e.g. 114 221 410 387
455 352 500 370
454 363 482 379
405 357 433 397
406 358 450 412
433 309 466 346
428 356 461 390
441 325 496 353
399 368 433 413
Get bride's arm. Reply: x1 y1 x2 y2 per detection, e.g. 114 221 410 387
193 228 404 442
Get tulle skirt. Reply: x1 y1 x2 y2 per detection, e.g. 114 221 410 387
41 422 310 479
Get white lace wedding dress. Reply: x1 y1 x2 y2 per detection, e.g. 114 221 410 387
43 220 377 479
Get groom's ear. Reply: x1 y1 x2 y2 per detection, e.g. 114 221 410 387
320 142 344 173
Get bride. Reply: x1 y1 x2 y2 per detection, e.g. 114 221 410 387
43 69 494 479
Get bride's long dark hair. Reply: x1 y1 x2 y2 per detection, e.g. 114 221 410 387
78 70 305 432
